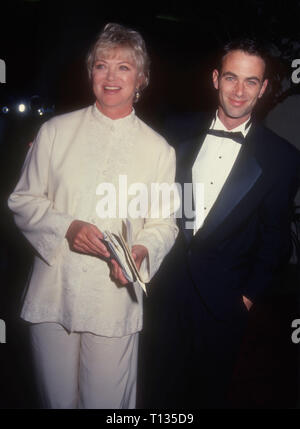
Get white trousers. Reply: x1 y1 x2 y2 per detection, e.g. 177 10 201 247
29 322 139 409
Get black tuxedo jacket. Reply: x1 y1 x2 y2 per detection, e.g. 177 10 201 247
152 112 300 322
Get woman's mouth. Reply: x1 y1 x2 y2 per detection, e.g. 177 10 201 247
104 86 121 93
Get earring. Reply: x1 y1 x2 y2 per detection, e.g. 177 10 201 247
134 89 140 103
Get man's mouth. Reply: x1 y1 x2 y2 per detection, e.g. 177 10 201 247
229 98 247 107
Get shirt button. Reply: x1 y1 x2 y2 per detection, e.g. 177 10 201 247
210 181 213 184
82 266 87 272
219 156 222 159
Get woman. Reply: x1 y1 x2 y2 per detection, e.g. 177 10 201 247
8 23 178 409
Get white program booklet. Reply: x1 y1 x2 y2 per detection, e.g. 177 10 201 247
102 220 147 294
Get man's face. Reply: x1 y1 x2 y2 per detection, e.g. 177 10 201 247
212 50 268 123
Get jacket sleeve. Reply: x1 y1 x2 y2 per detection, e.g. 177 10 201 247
133 144 179 282
242 165 300 301
7 121 74 266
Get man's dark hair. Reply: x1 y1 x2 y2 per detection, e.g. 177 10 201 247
217 37 270 80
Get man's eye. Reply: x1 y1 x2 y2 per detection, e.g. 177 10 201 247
225 76 234 81
248 80 257 86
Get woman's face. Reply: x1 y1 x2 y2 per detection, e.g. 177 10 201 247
92 46 141 119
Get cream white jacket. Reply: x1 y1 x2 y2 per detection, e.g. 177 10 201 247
8 104 178 337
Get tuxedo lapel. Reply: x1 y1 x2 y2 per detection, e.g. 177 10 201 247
194 125 262 242
177 115 212 244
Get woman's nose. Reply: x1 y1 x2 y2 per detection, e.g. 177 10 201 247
106 67 116 81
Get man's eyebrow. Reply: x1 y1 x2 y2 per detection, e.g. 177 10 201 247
221 71 237 77
221 72 237 77
246 76 261 82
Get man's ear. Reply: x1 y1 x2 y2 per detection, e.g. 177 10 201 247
258 78 268 98
212 69 219 90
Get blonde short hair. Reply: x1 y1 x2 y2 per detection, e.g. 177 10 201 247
86 23 150 93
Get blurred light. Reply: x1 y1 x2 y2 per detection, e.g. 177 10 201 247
0 95 55 118
18 103 26 113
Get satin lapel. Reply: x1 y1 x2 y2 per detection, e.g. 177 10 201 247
178 130 209 244
175 113 213 244
195 126 262 242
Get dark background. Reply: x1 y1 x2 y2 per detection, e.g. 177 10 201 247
0 0 300 409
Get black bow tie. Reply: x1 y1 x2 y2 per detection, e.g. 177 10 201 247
207 129 245 145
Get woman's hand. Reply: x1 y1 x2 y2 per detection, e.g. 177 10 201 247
66 220 110 259
110 245 148 286
131 244 148 271
109 259 128 285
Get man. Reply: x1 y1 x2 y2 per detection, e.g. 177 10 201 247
141 38 300 408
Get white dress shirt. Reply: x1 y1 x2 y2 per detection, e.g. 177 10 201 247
8 104 178 337
192 112 251 233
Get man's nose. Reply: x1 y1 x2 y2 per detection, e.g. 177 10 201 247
234 81 244 97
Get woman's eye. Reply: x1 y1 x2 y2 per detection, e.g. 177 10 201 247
95 63 105 70
120 65 130 71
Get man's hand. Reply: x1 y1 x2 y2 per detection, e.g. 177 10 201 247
66 220 110 259
242 295 253 311
110 245 148 286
